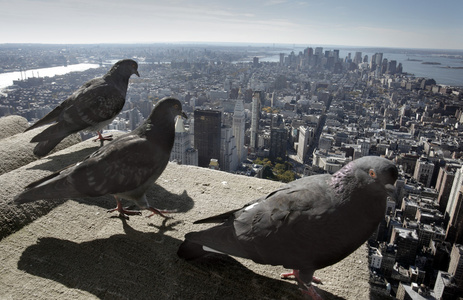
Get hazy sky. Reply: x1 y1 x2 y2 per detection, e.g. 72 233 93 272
1 0 462 50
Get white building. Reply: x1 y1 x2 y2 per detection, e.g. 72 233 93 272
221 126 238 172
370 248 383 269
297 126 314 162
250 92 261 149
232 100 247 163
170 117 198 166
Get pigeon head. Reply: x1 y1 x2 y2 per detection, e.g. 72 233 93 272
110 59 140 77
154 97 187 119
352 156 399 189
331 156 398 195
144 97 187 130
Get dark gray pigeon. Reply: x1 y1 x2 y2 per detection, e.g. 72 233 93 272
178 156 398 299
25 59 140 157
14 97 187 219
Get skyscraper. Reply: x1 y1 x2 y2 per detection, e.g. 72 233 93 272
170 117 198 166
448 244 463 288
221 126 238 172
269 128 287 161
194 109 221 168
232 99 246 163
250 91 261 149
354 51 363 64
297 126 313 162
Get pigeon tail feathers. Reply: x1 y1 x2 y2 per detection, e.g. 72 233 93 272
177 240 209 260
13 176 82 204
30 121 76 143
193 209 238 224
33 137 66 157
24 106 63 132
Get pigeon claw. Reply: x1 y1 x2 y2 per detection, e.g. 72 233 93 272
301 285 324 300
107 206 142 220
93 131 113 142
146 207 177 219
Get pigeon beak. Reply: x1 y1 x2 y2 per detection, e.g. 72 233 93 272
135 71 140 77
181 112 188 119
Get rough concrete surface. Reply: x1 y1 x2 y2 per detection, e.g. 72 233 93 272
0 136 376 300
0 121 82 175
0 115 29 140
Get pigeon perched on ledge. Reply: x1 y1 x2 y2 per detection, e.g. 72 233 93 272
14 97 187 219
178 156 398 299
25 59 140 157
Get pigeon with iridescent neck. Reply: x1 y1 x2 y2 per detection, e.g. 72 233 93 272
178 156 398 299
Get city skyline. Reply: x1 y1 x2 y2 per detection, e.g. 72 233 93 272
1 0 462 50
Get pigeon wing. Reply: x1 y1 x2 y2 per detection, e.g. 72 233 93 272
185 175 335 264
69 134 168 198
31 79 125 142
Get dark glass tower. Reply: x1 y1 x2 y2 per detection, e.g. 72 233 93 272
194 109 221 168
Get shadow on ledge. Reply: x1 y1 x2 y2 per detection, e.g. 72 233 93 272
17 220 341 300
27 146 100 172
5 184 194 241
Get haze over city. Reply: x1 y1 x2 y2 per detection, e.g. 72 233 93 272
1 0 462 50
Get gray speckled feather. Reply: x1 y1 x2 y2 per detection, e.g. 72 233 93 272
25 59 140 157
14 97 186 216
178 156 398 290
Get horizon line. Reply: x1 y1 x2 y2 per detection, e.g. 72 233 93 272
1 41 462 52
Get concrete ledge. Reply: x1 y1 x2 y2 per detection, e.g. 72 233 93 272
0 137 376 299
0 122 81 175
0 115 29 140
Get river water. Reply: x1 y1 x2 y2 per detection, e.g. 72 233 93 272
0 63 100 90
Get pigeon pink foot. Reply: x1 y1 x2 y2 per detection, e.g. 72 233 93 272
107 197 141 219
93 131 113 142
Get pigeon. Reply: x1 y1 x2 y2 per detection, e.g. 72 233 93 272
25 59 140 157
14 97 187 219
178 156 398 299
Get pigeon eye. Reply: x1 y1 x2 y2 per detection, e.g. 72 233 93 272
369 169 376 178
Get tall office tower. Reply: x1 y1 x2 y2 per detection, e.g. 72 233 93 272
370 53 377 70
314 47 323 56
279 53 285 66
437 166 459 214
232 100 246 163
170 117 198 166
447 167 463 221
220 126 238 172
387 60 397 74
375 52 383 67
194 109 221 168
253 56 259 67
448 244 463 288
381 58 388 74
269 128 287 162
297 126 313 163
250 91 261 149
413 157 435 187
306 47 314 63
333 49 339 61
354 52 363 64
446 189 463 245
363 55 369 63
397 63 403 74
